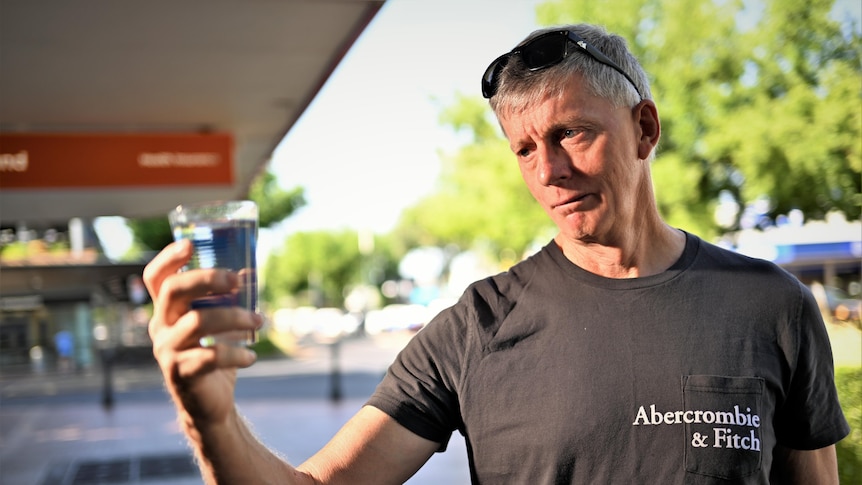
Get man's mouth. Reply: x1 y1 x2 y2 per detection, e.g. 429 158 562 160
552 193 591 210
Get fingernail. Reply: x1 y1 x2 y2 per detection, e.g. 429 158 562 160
223 270 239 287
253 312 264 328
174 239 192 254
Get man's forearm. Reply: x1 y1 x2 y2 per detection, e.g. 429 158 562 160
181 407 313 485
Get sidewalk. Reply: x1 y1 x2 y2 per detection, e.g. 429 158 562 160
0 331 422 401
0 337 472 484
1 397 471 484
0 362 164 402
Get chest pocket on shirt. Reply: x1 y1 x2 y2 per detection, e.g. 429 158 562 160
683 375 764 482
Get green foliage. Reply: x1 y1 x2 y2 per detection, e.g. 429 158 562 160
0 239 70 261
394 95 553 257
836 366 861 484
438 92 502 144
0 241 29 260
248 170 306 228
263 230 359 308
249 334 285 358
262 230 398 309
262 229 404 310
393 0 859 256
536 0 861 239
125 216 172 253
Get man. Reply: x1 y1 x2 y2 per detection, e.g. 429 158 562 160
144 24 849 484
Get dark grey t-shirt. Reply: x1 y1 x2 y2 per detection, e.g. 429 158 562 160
367 233 849 484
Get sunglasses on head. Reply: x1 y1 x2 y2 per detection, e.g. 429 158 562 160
481 30 643 100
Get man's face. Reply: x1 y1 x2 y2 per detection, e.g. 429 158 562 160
497 80 650 246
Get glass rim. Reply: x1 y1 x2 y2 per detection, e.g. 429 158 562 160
169 200 258 226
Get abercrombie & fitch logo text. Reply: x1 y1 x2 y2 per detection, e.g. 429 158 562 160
632 404 761 451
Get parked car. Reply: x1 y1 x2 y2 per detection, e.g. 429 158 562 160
823 286 862 324
364 304 427 336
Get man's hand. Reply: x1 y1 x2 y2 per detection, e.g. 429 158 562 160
142 240 436 484
143 239 261 426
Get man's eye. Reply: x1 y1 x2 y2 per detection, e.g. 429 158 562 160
563 129 577 139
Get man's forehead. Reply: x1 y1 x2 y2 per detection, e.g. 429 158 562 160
498 91 614 134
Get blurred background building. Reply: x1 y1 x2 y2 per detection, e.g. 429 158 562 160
0 0 386 370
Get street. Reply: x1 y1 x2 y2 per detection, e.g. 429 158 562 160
0 334 470 484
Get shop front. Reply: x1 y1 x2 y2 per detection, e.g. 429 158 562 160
0 246 147 372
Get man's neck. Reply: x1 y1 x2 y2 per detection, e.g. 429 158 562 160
555 223 686 279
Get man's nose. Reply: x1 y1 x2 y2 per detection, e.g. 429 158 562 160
536 146 573 186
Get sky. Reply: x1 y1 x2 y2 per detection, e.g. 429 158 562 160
265 0 541 238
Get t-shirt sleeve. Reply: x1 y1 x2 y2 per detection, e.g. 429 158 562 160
773 281 850 450
366 303 467 448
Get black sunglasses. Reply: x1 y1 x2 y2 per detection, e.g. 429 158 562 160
481 30 643 100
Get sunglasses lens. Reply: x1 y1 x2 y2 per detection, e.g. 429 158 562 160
482 54 509 98
521 33 567 70
481 30 641 100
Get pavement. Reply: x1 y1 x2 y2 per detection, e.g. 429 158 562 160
0 334 471 485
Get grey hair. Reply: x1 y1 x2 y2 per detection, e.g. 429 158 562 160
489 24 652 117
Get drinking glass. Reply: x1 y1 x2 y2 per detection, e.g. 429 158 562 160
168 200 258 346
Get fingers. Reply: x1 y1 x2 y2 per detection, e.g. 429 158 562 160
172 345 258 381
152 306 261 385
143 239 193 299
169 306 261 350
145 240 261 389
152 269 241 335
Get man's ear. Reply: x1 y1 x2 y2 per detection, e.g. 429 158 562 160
634 100 660 160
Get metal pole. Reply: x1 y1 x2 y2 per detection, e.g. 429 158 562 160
329 339 342 403
101 348 114 409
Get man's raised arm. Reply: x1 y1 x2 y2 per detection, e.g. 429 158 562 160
144 241 438 484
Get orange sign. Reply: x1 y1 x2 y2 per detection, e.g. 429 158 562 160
0 133 234 189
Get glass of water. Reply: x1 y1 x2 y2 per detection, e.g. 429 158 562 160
168 200 258 346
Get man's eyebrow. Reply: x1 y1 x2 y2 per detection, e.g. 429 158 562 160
546 116 599 135
562 113 600 127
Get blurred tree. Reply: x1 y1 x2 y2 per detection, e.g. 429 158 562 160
393 94 552 258
127 168 305 253
125 216 173 257
247 169 306 228
263 230 359 308
262 230 402 309
534 0 861 239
